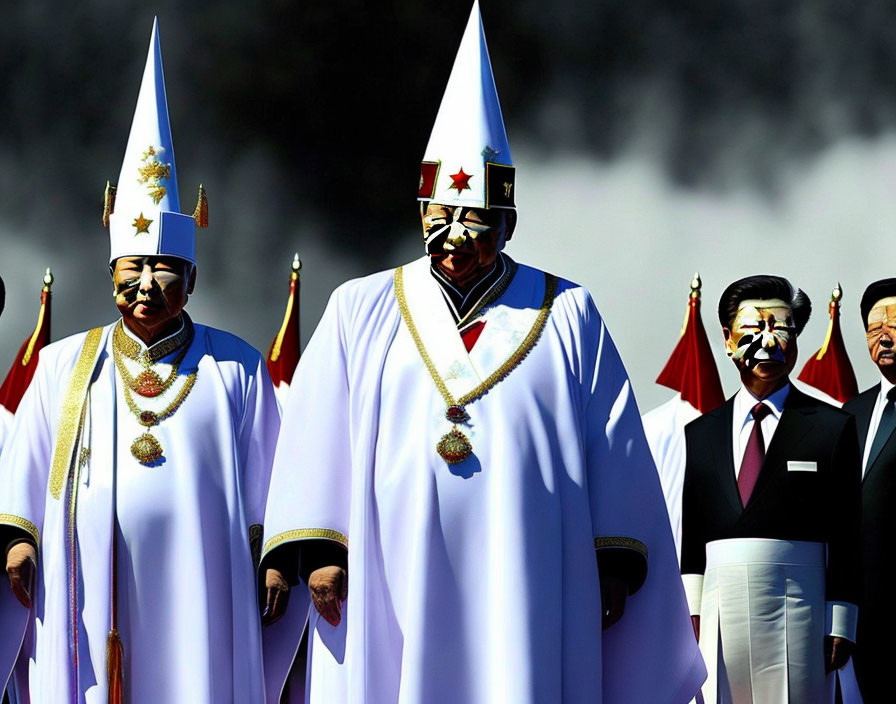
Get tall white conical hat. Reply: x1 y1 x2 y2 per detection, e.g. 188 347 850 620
104 18 206 265
418 0 515 210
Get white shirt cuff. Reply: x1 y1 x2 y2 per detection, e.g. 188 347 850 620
826 601 858 642
682 574 704 616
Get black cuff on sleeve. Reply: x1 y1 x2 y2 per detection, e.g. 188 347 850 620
298 540 348 583
595 537 649 595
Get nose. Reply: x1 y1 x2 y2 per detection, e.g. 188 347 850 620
881 333 894 349
138 265 155 294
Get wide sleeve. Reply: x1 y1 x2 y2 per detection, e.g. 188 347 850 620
576 290 706 704
261 288 352 564
0 353 54 554
239 353 282 528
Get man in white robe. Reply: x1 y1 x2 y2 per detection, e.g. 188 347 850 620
259 3 705 703
0 21 280 703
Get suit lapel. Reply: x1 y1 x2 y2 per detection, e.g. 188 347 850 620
706 399 742 514
851 385 879 456
746 388 815 509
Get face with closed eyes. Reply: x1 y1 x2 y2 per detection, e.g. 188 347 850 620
421 202 514 291
724 298 798 384
111 256 195 344
866 297 896 372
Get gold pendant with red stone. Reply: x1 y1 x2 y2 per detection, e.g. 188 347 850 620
436 427 473 464
131 432 163 464
134 369 165 397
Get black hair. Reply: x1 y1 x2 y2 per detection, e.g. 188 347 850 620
860 278 896 328
718 274 811 334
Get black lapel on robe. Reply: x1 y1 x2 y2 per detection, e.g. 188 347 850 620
706 398 742 515
745 386 816 510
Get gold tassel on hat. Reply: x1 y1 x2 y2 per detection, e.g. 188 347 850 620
103 182 117 228
107 627 124 704
193 184 208 228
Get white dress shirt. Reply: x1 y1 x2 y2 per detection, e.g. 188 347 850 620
861 374 896 477
731 383 790 477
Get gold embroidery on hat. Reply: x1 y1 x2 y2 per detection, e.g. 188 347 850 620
137 145 171 205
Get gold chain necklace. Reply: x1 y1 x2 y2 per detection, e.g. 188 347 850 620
113 319 193 397
112 325 198 465
394 267 557 464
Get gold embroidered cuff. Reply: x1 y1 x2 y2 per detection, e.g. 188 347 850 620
262 528 348 558
0 514 40 547
594 536 648 559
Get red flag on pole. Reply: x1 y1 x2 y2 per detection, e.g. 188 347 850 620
797 283 858 403
266 254 302 399
0 268 53 415
655 273 725 414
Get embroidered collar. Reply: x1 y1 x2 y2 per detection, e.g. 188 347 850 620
115 313 194 364
429 253 517 327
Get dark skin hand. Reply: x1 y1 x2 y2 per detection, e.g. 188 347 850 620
5 542 36 609
825 636 854 673
307 566 347 627
601 575 627 630
261 568 290 626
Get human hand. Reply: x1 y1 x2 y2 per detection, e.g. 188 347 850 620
691 615 700 642
601 575 627 630
6 542 36 608
261 568 290 626
824 635 854 673
308 565 347 627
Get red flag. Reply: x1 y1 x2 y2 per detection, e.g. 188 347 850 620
0 268 53 415
266 254 302 391
797 284 858 403
656 273 725 414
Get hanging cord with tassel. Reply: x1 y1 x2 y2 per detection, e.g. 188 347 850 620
107 445 124 703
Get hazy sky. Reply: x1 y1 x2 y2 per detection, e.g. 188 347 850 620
2 1 895 411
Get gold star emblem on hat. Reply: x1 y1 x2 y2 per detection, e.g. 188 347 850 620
132 212 153 234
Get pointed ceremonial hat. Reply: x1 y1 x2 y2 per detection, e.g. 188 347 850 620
106 18 203 265
418 0 515 210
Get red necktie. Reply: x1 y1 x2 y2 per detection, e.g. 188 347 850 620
738 402 771 506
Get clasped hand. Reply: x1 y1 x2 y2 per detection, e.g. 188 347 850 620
5 542 36 608
262 564 347 628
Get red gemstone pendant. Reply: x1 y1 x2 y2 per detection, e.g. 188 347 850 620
445 405 470 423
135 370 164 397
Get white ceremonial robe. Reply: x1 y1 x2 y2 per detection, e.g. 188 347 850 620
642 395 701 561
263 256 706 704
0 320 280 704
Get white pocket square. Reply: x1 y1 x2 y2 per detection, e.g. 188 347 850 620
787 460 817 472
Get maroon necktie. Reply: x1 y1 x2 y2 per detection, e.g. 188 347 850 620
738 402 772 506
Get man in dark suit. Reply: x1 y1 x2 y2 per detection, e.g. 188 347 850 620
843 278 896 702
681 274 862 704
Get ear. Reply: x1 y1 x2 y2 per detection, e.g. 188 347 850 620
503 210 517 242
722 327 735 356
187 266 197 295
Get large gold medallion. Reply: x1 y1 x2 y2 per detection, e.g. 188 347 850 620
131 433 163 464
436 428 473 464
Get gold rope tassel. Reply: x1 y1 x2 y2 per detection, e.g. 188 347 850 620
107 627 124 704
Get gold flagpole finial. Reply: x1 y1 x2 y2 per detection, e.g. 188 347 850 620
292 252 302 274
103 181 117 228
689 272 702 299
832 282 842 303
43 267 54 292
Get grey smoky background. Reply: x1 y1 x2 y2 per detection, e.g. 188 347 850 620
3 1 896 410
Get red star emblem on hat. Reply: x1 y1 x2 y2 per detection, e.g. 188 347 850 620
449 167 473 192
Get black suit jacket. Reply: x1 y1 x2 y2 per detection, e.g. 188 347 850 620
681 386 862 607
844 385 896 701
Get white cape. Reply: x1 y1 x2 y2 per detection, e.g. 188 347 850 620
0 321 280 703
264 257 705 704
